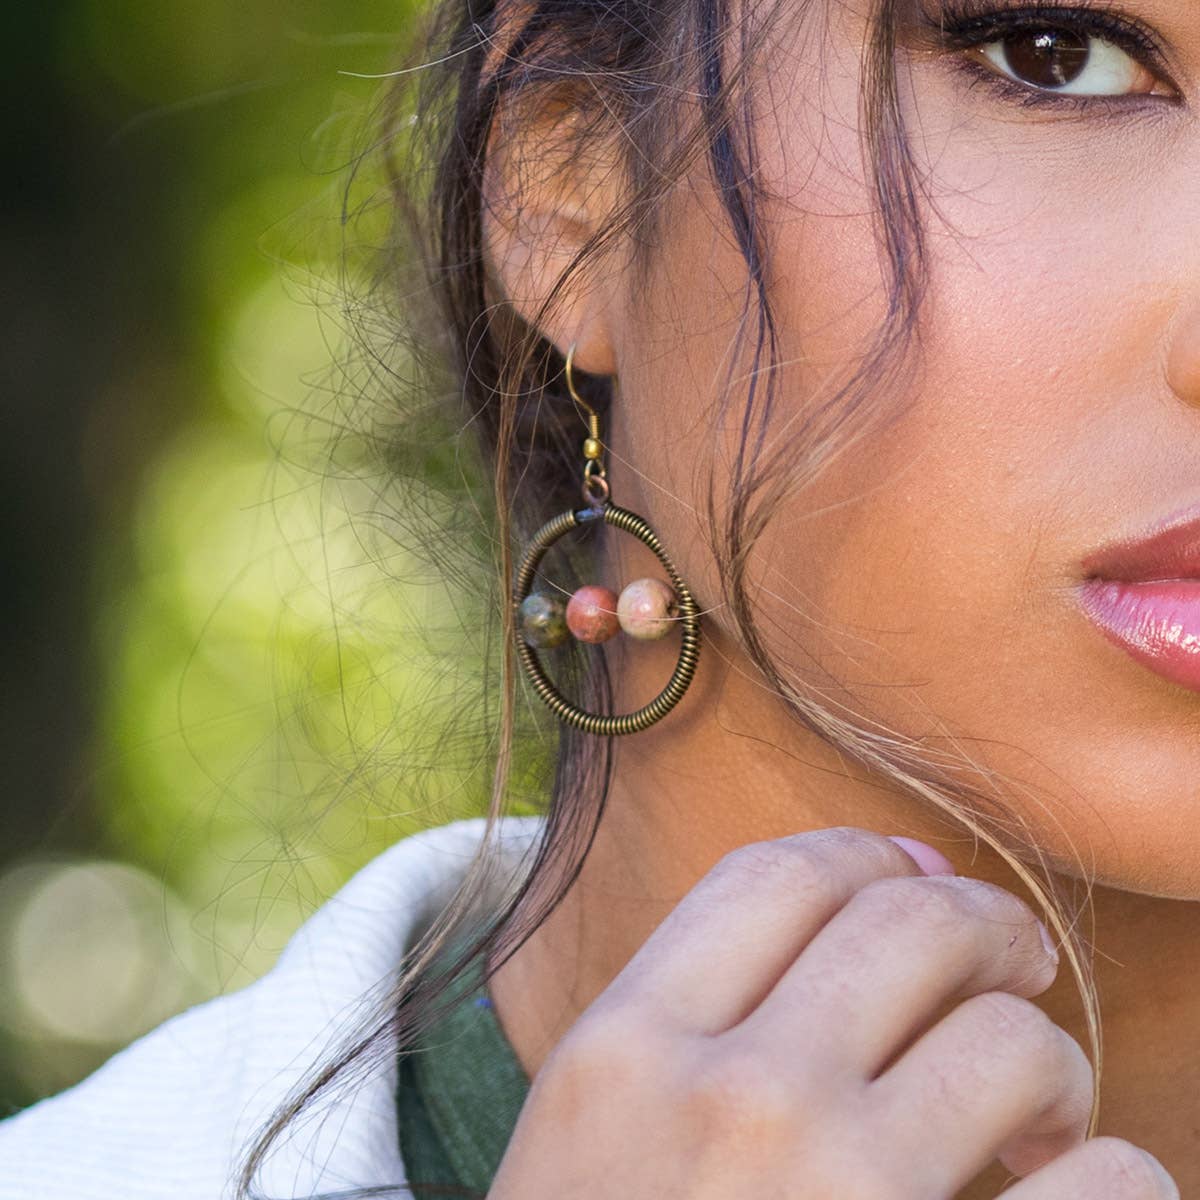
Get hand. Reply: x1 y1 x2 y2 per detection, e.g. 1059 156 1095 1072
487 827 1178 1199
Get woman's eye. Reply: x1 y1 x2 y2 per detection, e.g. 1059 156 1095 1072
968 24 1170 97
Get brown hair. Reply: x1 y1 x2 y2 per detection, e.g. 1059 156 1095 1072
239 0 1102 1192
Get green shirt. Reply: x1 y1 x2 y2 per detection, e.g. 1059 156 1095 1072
396 935 532 1198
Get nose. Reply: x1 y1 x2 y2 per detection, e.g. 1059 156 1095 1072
1164 298 1200 411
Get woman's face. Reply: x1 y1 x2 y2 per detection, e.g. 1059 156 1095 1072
606 0 1200 899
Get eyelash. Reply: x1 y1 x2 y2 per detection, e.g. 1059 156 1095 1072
929 0 1180 113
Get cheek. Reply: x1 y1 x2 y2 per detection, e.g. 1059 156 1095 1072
752 111 1200 896
616 23 1200 897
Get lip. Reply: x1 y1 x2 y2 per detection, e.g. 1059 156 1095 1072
1077 503 1200 694
1080 503 1200 583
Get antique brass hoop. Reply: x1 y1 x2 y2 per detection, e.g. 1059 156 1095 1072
513 504 702 735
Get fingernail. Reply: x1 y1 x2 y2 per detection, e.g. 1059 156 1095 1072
1036 918 1060 964
886 836 956 877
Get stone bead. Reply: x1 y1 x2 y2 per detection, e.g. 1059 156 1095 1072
565 585 620 643
519 592 569 649
616 577 678 641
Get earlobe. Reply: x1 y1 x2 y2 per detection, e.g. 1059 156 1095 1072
480 84 622 378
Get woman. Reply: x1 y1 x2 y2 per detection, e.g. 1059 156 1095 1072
1 0 1194 1194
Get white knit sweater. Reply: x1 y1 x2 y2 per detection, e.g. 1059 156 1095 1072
0 814 547 1200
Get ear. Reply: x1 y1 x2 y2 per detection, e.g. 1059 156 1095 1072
480 67 625 377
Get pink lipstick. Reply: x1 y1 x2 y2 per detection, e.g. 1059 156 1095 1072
1077 505 1200 694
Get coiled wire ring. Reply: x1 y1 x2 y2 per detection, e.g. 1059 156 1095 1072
513 504 702 735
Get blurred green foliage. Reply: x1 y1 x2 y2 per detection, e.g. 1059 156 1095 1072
1 0 537 1108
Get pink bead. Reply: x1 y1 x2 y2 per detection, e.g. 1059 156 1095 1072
566 585 620 643
617 577 677 641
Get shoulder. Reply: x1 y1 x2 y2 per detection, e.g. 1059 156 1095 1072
0 814 547 1200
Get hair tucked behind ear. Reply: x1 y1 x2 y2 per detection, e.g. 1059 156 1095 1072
237 0 1102 1192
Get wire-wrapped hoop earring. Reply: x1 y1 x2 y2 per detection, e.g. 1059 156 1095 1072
511 343 703 735
514 504 702 735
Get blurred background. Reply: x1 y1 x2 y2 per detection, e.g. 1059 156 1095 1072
1 1 501 1109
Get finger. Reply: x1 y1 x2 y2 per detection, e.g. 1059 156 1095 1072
868 990 1094 1198
999 1136 1179 1199
728 873 1059 1078
599 827 950 1033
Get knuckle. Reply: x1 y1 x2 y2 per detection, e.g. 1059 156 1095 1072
684 1043 796 1145
952 876 1047 941
847 875 1056 984
851 874 963 932
551 1005 653 1085
797 825 884 854
702 841 829 916
959 989 1059 1054
1086 1137 1179 1198
711 827 880 888
712 837 819 885
912 993 1091 1130
1039 1031 1096 1132
1057 1025 1095 1088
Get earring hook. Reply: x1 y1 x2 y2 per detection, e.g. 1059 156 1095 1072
564 342 597 420
565 342 608 506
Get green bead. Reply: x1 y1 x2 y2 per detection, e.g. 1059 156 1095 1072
519 592 569 649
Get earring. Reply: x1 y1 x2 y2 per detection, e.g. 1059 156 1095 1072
513 343 702 735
